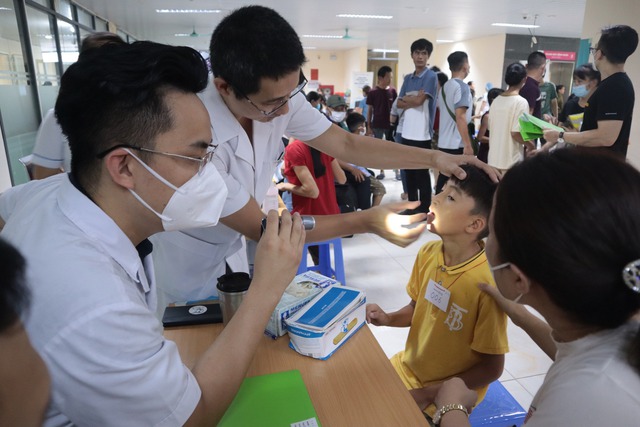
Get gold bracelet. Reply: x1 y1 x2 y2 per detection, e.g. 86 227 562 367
432 403 469 425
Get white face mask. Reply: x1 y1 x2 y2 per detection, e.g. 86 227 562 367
489 262 523 303
126 149 228 232
331 111 346 123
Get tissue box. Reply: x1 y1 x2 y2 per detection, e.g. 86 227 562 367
286 285 366 360
265 271 340 338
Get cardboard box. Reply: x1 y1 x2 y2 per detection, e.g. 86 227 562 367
286 285 366 360
265 271 340 338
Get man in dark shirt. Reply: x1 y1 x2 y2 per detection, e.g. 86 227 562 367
519 51 547 119
367 65 397 179
544 25 638 158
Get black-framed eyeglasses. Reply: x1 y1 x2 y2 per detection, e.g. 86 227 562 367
234 71 308 117
97 143 218 176
589 46 598 55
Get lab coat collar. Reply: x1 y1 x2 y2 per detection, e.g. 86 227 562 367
57 176 150 291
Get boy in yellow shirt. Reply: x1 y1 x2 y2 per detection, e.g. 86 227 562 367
366 165 508 421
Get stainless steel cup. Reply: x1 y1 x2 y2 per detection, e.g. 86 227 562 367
216 272 251 325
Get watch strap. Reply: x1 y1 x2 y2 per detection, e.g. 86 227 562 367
433 403 469 425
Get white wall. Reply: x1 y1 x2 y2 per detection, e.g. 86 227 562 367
582 0 640 167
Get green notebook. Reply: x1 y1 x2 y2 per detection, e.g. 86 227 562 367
218 370 321 427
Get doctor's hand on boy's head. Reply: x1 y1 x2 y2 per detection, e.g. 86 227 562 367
366 303 391 326
435 151 502 183
252 210 305 292
366 201 428 248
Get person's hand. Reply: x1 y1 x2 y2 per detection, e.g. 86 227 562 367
478 282 529 320
364 201 429 247
366 303 392 326
410 384 442 411
435 378 477 415
542 129 560 143
463 145 474 156
276 182 287 192
543 114 559 126
351 168 366 182
252 210 305 293
434 152 501 183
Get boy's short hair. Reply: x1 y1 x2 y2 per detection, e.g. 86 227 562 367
346 112 366 133
0 238 29 331
410 38 433 55
450 165 497 240
526 51 547 70
487 88 504 105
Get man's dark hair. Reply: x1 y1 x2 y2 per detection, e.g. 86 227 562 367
556 84 565 91
597 25 638 64
487 88 504 105
80 32 125 53
0 238 29 332
437 72 449 88
410 38 433 55
526 51 547 70
209 5 306 96
55 41 209 194
346 112 366 133
306 91 321 103
505 62 527 86
447 51 468 72
362 85 371 95
450 165 497 240
574 63 601 84
430 65 441 73
377 66 392 79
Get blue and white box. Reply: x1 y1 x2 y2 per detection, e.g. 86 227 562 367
265 271 340 338
286 285 366 359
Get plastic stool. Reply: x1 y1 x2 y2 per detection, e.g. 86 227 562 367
297 238 346 285
469 381 527 427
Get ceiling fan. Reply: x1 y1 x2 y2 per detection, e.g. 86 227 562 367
174 26 212 38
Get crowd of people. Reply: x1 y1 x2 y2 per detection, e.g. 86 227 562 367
1 4 639 426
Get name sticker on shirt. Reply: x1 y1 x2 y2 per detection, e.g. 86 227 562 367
425 279 451 312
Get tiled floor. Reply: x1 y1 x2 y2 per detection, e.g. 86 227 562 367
339 171 552 411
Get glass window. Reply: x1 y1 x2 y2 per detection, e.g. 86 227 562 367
76 7 92 29
30 0 51 7
54 0 73 19
0 0 41 186
57 18 79 71
95 16 108 32
116 29 128 43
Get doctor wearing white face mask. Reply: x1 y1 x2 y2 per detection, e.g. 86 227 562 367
0 41 306 427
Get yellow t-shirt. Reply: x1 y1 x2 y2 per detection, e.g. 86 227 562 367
390 240 509 416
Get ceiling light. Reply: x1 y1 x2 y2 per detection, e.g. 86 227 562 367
174 33 192 37
303 46 317 50
156 9 220 14
302 34 343 39
0 7 13 11
337 14 393 19
492 23 540 29
371 49 399 53
436 39 453 43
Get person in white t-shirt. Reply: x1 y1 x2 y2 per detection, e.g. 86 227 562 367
432 149 640 427
487 63 535 172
